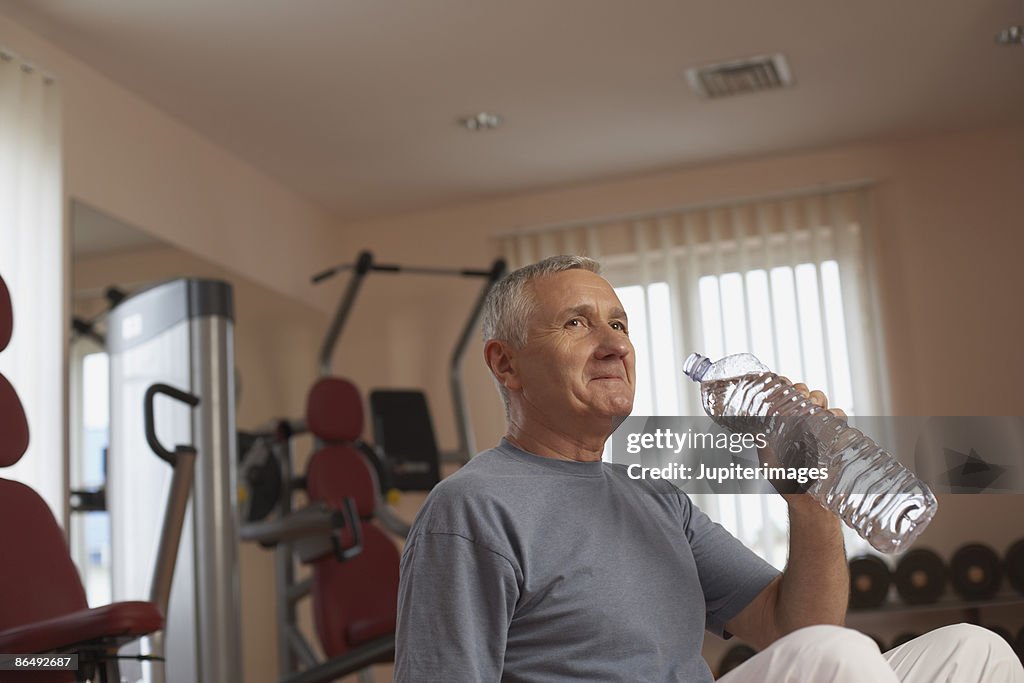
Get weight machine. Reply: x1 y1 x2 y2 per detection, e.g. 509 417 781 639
239 250 505 682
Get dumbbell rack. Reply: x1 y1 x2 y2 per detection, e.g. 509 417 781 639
847 592 1024 623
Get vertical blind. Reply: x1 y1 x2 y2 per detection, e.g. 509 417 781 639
0 49 64 522
496 186 885 566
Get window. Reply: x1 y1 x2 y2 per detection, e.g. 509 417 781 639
69 339 112 605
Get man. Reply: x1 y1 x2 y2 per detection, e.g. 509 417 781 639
395 255 1022 682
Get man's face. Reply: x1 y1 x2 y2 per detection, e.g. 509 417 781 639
510 269 636 424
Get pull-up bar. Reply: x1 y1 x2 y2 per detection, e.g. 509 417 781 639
312 255 498 284
312 250 507 461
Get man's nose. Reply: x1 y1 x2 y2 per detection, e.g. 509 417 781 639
594 325 632 359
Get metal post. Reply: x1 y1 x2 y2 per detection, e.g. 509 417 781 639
448 259 506 462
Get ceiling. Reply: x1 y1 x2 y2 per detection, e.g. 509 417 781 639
3 0 1023 221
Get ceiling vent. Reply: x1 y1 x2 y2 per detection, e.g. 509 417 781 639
686 54 793 99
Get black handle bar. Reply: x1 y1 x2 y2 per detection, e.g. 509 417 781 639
311 250 505 285
144 383 201 466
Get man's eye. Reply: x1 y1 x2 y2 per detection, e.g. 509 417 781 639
611 321 628 333
567 318 584 328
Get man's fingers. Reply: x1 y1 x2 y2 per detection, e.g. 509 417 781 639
787 377 847 417
808 389 828 409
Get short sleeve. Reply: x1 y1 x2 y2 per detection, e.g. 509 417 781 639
395 530 520 681
681 494 781 637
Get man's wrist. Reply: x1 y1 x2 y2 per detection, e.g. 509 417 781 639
785 495 836 523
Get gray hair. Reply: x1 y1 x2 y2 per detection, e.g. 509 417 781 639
481 254 602 413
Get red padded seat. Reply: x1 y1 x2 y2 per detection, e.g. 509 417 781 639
307 445 377 517
304 375 400 659
312 524 400 656
0 602 162 655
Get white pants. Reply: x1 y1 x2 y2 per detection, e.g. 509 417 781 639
718 623 1024 682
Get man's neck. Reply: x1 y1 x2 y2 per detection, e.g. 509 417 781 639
504 417 612 462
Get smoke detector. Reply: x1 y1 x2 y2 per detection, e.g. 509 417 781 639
686 54 793 99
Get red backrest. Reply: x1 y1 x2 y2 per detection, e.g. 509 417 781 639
304 376 399 655
0 374 29 468
0 274 12 352
0 480 90 631
0 273 89 634
307 377 363 443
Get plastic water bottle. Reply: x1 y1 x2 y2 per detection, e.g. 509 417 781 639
682 352 937 554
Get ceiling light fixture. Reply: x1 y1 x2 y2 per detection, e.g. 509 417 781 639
995 24 1023 45
458 112 503 131
996 0 1024 45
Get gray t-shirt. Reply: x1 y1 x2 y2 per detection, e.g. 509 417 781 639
395 439 779 682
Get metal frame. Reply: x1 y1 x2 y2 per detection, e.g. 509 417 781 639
313 250 506 462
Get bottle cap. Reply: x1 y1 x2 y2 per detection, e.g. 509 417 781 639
683 353 712 382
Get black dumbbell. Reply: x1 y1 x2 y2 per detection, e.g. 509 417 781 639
718 644 757 676
849 555 891 608
893 548 946 605
1005 538 1024 596
950 543 1002 600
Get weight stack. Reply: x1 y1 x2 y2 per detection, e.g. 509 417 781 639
849 555 891 608
893 548 946 605
950 543 1003 600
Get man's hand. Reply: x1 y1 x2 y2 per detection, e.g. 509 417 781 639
756 380 847 502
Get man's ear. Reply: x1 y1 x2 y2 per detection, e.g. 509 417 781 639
484 339 522 392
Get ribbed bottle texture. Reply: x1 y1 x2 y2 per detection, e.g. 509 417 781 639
684 352 937 553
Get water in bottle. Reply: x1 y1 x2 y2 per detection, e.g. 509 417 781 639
682 352 937 553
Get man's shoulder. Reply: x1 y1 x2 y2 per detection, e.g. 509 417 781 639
413 447 520 528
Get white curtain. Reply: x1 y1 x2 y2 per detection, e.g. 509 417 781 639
0 49 65 521
496 185 886 566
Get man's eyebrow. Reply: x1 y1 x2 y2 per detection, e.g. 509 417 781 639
556 304 629 321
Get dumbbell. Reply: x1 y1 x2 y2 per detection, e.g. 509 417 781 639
849 555 891 608
890 632 919 649
950 543 1002 600
893 548 946 605
1005 538 1024 596
718 644 757 676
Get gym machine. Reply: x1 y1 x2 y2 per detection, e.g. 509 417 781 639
106 278 241 682
239 251 505 682
312 250 507 465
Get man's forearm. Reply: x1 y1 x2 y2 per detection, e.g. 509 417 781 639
774 497 848 635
